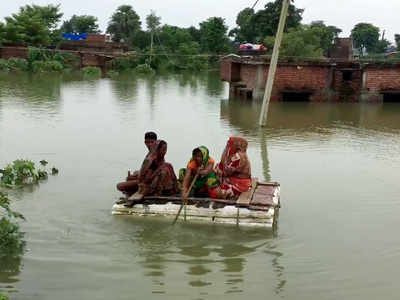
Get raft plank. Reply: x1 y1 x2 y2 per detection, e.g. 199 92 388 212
236 178 258 207
142 196 235 205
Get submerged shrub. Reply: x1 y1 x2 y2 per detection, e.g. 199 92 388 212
7 58 29 71
0 292 10 300
134 64 155 74
106 70 119 78
27 47 78 72
27 47 49 62
0 159 58 188
82 66 102 78
0 216 25 257
0 59 9 71
31 60 63 73
0 192 25 257
111 55 138 71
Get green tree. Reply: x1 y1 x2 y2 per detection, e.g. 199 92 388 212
395 34 400 51
232 0 303 43
106 5 141 45
229 7 255 42
351 23 380 55
158 25 193 50
199 17 230 54
146 10 161 63
310 21 342 56
2 4 63 46
61 15 100 34
187 26 201 44
146 10 161 33
265 25 324 58
18 4 63 30
0 22 5 45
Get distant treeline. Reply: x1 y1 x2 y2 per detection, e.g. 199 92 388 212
0 1 399 71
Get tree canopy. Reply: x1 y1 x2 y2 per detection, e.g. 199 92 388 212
106 5 141 44
230 0 303 43
61 15 100 34
395 34 400 51
1 4 62 46
351 23 381 55
309 21 342 56
265 25 324 58
199 17 230 54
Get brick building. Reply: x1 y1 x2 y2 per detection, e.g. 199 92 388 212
220 55 400 103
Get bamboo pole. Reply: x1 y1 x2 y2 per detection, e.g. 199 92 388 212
259 0 290 126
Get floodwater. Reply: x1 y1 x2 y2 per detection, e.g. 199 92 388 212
0 71 400 300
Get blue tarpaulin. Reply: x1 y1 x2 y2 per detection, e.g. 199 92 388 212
62 33 87 41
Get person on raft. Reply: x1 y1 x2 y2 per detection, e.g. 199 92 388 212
125 140 179 205
116 131 158 197
208 137 252 199
179 146 219 202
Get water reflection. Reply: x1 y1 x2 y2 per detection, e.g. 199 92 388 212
0 256 23 291
220 99 400 136
109 73 139 104
0 73 63 113
176 71 225 97
114 217 286 297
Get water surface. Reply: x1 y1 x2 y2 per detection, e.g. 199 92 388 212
1 72 400 300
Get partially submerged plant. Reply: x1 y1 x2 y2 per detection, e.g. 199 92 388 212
0 292 10 300
134 63 155 74
0 191 25 257
0 159 59 188
82 66 102 78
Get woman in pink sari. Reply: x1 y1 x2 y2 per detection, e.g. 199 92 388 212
209 137 252 199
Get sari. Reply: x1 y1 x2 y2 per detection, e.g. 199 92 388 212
137 140 179 196
179 146 218 195
209 137 252 199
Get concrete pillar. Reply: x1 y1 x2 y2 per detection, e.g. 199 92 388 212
362 70 367 89
254 65 265 100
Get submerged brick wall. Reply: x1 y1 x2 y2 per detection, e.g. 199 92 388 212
222 59 400 102
240 63 331 102
365 68 400 91
0 47 28 59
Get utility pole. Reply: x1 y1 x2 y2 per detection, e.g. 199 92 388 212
150 30 153 64
259 0 290 126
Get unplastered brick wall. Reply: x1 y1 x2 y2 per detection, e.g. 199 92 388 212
273 66 330 90
240 64 258 88
220 61 232 82
240 64 330 90
1 47 28 60
365 68 400 91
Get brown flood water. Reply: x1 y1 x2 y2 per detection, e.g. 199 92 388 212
0 71 400 300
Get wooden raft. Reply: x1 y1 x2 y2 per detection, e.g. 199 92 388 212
125 179 280 211
112 180 280 227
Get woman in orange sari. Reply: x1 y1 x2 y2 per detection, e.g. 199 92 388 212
209 137 252 199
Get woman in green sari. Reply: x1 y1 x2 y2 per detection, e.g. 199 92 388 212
180 146 219 200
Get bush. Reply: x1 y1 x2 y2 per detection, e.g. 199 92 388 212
0 159 57 188
134 64 155 74
31 60 64 73
7 58 29 71
82 67 102 78
0 192 25 257
0 59 9 71
111 55 138 71
106 70 119 78
0 216 25 257
0 292 10 300
27 47 78 70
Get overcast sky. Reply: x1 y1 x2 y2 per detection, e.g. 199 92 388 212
1 0 399 42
